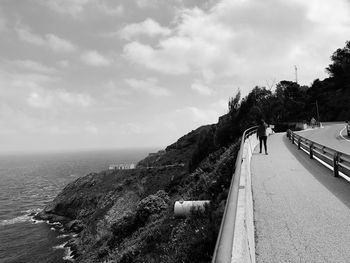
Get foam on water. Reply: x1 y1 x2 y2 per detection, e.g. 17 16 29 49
63 246 75 262
31 218 44 224
52 241 67 250
0 208 45 226
0 214 32 226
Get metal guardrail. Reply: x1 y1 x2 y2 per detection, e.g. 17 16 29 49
287 130 350 177
212 126 258 263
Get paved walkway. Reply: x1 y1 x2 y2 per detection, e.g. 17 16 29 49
252 133 350 263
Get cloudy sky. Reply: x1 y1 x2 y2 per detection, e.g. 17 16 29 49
1 0 350 153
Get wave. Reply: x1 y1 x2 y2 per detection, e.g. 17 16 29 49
0 209 43 226
30 218 44 224
53 241 75 262
52 241 67 250
0 214 32 226
22 208 42 215
63 245 75 262
49 221 63 227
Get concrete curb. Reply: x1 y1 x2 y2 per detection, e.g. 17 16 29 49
231 134 258 263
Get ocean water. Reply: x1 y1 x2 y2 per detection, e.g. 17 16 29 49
0 148 155 263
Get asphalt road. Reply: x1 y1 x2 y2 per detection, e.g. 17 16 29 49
295 123 350 155
252 133 350 263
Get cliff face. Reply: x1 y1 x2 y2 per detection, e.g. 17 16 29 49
36 123 240 263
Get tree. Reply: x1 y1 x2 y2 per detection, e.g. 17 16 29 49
326 41 350 89
228 90 241 115
273 81 307 122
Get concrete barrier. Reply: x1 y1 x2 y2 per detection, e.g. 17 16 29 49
231 134 258 263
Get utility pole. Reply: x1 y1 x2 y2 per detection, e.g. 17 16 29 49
294 65 298 84
316 100 320 123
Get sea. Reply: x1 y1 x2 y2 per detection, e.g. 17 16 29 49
0 148 155 263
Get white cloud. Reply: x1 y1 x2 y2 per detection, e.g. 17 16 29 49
58 60 70 68
40 0 90 17
136 0 160 8
13 60 57 74
119 18 171 40
105 81 130 96
190 80 213 96
176 106 218 124
123 41 190 74
16 25 45 45
176 100 227 125
16 25 76 52
123 0 350 93
98 3 124 16
119 122 154 134
46 34 76 52
0 12 7 31
0 67 92 112
85 122 98 134
81 50 111 66
38 0 124 18
27 88 93 109
125 78 172 97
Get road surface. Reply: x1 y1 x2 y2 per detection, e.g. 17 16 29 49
252 133 350 263
296 123 350 155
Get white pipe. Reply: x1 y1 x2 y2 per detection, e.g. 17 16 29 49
174 200 210 217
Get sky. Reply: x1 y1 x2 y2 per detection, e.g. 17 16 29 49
1 0 350 153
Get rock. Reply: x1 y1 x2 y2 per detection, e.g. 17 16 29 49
33 211 72 225
65 238 81 259
66 220 84 233
33 211 52 221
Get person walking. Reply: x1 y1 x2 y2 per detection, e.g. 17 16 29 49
257 119 268 155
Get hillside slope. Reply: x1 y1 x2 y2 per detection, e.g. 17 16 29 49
35 124 240 263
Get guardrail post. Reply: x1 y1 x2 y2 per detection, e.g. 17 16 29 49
333 153 340 177
291 133 294 144
298 138 301 149
309 143 314 159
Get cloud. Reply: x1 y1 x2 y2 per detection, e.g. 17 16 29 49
39 0 90 17
84 122 98 134
122 7 232 76
0 12 7 31
16 25 45 45
190 80 213 96
124 78 172 97
105 81 130 96
12 60 57 74
123 41 190 74
176 100 228 124
0 67 91 112
27 88 93 109
80 50 111 66
46 34 76 52
119 122 154 134
136 0 160 8
58 60 70 68
16 25 76 52
123 0 350 93
119 18 171 40
97 3 124 16
37 0 123 18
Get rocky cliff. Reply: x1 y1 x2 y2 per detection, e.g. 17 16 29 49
35 123 240 263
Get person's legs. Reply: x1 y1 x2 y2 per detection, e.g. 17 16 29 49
259 137 262 153
263 136 267 154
